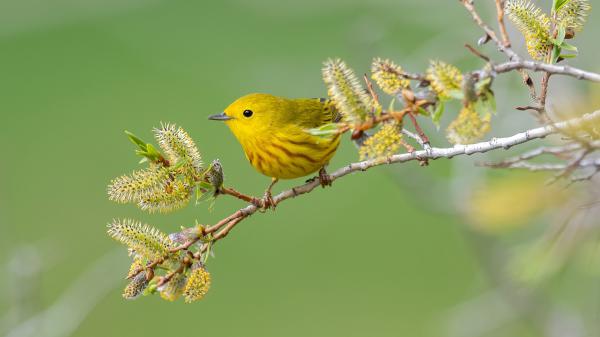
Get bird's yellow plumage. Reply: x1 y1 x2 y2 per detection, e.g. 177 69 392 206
209 93 341 180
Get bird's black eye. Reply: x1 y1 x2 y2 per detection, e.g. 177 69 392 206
243 109 253 118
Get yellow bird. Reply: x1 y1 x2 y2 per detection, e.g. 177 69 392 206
208 93 341 206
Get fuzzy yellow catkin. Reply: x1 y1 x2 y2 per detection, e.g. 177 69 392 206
183 265 211 303
154 123 203 173
127 257 145 279
371 58 410 95
446 104 491 145
426 61 463 100
160 273 187 302
107 165 170 203
137 180 192 214
107 219 174 260
359 121 403 160
322 58 372 125
557 0 591 32
504 0 552 61
123 272 149 300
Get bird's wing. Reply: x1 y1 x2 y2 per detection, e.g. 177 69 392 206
290 98 340 129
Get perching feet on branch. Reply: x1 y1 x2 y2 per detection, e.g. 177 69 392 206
305 167 333 188
318 167 332 187
258 177 279 210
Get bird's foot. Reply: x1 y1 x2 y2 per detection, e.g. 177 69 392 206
318 167 332 188
260 190 276 211
256 178 279 211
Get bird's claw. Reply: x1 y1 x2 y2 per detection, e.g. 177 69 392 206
318 168 332 188
255 191 276 212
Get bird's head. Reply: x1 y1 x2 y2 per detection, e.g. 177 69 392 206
209 93 288 140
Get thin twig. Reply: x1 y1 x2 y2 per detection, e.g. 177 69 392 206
460 0 519 61
363 73 381 110
465 43 491 62
494 0 511 48
219 186 260 205
213 217 245 240
401 129 426 147
486 161 568 171
406 111 431 148
481 143 585 168
547 148 592 184
539 72 552 110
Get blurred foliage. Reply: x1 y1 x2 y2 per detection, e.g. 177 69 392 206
467 173 570 234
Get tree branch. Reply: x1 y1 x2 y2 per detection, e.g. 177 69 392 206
494 60 600 82
199 110 600 245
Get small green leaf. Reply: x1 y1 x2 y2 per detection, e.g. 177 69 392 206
556 26 566 46
475 92 496 116
146 144 160 158
126 131 167 163
553 0 571 12
195 188 215 203
125 131 148 151
560 41 578 52
474 77 492 96
197 181 212 190
143 281 158 296
417 107 429 116
431 101 445 129
551 44 562 64
559 53 578 59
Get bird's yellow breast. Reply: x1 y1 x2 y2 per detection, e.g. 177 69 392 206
240 128 340 179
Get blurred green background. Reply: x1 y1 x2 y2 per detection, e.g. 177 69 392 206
2 1 599 337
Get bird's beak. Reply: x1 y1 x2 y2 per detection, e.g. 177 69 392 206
208 112 233 121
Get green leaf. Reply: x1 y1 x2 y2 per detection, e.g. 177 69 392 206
475 92 496 116
195 188 215 203
143 281 158 296
474 77 492 96
556 26 566 46
553 0 572 12
559 53 578 59
125 131 148 151
551 44 562 64
197 181 213 190
560 41 578 52
126 130 167 163
146 144 160 158
431 101 444 129
416 107 429 116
